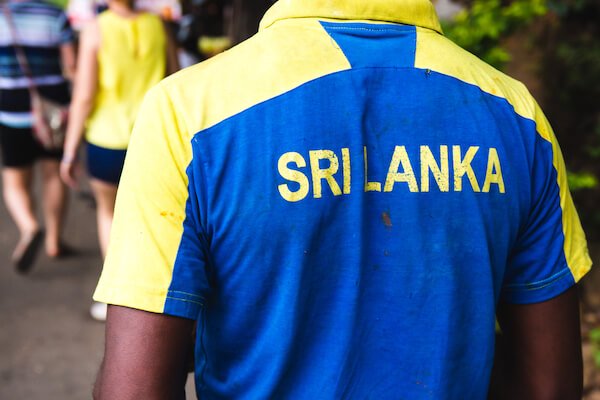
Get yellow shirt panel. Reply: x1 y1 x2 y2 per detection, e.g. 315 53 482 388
85 11 166 149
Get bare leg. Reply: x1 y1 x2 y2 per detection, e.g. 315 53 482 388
2 167 39 236
2 166 45 272
40 159 68 257
89 178 118 320
89 178 118 258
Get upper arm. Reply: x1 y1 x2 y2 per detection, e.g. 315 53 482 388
72 21 99 105
56 9 76 80
502 103 591 304
495 286 582 400
94 305 194 400
94 84 209 319
92 85 208 399
60 43 76 80
493 102 589 399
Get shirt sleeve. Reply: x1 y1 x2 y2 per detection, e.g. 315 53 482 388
93 83 210 320
501 102 592 304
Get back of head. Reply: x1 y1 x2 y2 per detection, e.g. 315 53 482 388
107 0 134 11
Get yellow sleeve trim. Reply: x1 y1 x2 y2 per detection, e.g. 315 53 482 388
95 84 194 310
93 282 167 314
533 105 593 282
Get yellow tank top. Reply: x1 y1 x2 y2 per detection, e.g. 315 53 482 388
86 11 166 149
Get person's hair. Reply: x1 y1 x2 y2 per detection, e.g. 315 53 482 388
110 0 135 9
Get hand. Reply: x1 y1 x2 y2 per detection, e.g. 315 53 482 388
60 154 80 189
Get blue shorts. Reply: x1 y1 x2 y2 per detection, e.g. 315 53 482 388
86 143 127 185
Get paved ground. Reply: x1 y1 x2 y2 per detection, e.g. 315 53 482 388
0 170 194 399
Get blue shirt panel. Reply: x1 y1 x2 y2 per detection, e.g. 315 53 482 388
319 22 416 69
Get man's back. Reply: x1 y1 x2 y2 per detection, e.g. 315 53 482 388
94 1 591 398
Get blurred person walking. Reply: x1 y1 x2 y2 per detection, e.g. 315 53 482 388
60 0 178 320
0 0 76 273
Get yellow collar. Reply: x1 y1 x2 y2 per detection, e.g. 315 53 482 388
260 0 443 34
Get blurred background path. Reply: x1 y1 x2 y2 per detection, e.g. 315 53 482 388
0 175 104 399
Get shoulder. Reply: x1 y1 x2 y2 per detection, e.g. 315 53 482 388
80 18 101 51
132 12 167 39
157 19 351 135
155 29 284 136
415 28 537 122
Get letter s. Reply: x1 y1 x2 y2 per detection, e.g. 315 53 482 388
278 152 309 202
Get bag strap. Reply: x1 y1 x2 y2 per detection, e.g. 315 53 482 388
2 4 40 98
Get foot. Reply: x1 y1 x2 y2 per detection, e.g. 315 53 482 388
47 242 77 258
46 242 61 258
12 229 45 274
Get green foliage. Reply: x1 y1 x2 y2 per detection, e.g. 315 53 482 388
548 0 591 14
549 18 600 113
590 328 600 367
45 0 68 8
540 0 600 221
443 0 547 69
568 171 598 191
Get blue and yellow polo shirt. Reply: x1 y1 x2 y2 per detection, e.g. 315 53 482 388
94 0 592 398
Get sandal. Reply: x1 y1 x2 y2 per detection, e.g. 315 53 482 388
12 229 45 274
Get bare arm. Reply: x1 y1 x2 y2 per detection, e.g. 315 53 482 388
94 305 194 400
494 286 583 400
60 21 99 187
60 42 76 81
